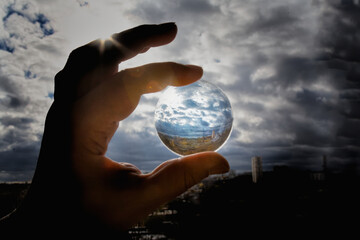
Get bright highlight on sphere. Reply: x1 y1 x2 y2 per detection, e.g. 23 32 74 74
154 80 233 156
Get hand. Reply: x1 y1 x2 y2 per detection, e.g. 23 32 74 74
2 23 229 236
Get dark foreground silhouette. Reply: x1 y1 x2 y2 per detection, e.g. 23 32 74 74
2 168 358 239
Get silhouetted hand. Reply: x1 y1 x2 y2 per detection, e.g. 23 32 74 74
1 23 229 237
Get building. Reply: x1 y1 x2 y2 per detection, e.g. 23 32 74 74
322 155 327 174
252 156 263 183
310 155 328 181
211 130 215 139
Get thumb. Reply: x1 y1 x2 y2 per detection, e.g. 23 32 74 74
143 152 229 206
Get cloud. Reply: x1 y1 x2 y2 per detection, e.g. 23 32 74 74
76 0 89 7
0 0 61 181
0 143 39 181
191 0 360 171
316 0 360 160
0 0 54 53
128 0 219 23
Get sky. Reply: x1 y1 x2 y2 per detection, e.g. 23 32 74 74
0 0 359 181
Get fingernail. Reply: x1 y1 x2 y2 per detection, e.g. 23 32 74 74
186 65 203 78
186 64 202 71
159 22 177 30
210 162 230 174
186 65 203 73
209 153 230 174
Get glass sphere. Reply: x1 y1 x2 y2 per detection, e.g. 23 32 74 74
154 80 233 156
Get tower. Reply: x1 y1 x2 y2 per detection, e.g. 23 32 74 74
252 156 263 183
322 155 327 173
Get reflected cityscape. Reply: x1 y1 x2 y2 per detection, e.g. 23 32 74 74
157 123 232 155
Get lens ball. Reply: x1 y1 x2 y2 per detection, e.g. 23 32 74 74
154 80 233 156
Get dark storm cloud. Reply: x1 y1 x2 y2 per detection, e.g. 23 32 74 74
337 118 360 143
0 143 39 173
0 73 18 94
272 56 327 86
317 1 360 162
0 72 30 109
0 116 39 150
0 38 14 53
0 116 33 129
0 95 28 109
319 0 360 62
243 5 304 38
130 0 219 23
175 0 219 14
0 126 41 181
300 1 359 164
214 0 360 171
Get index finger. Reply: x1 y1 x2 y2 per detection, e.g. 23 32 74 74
104 22 178 64
56 23 178 102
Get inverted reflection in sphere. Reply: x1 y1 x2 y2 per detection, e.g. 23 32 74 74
154 80 233 156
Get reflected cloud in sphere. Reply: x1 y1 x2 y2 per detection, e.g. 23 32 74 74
155 80 233 156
